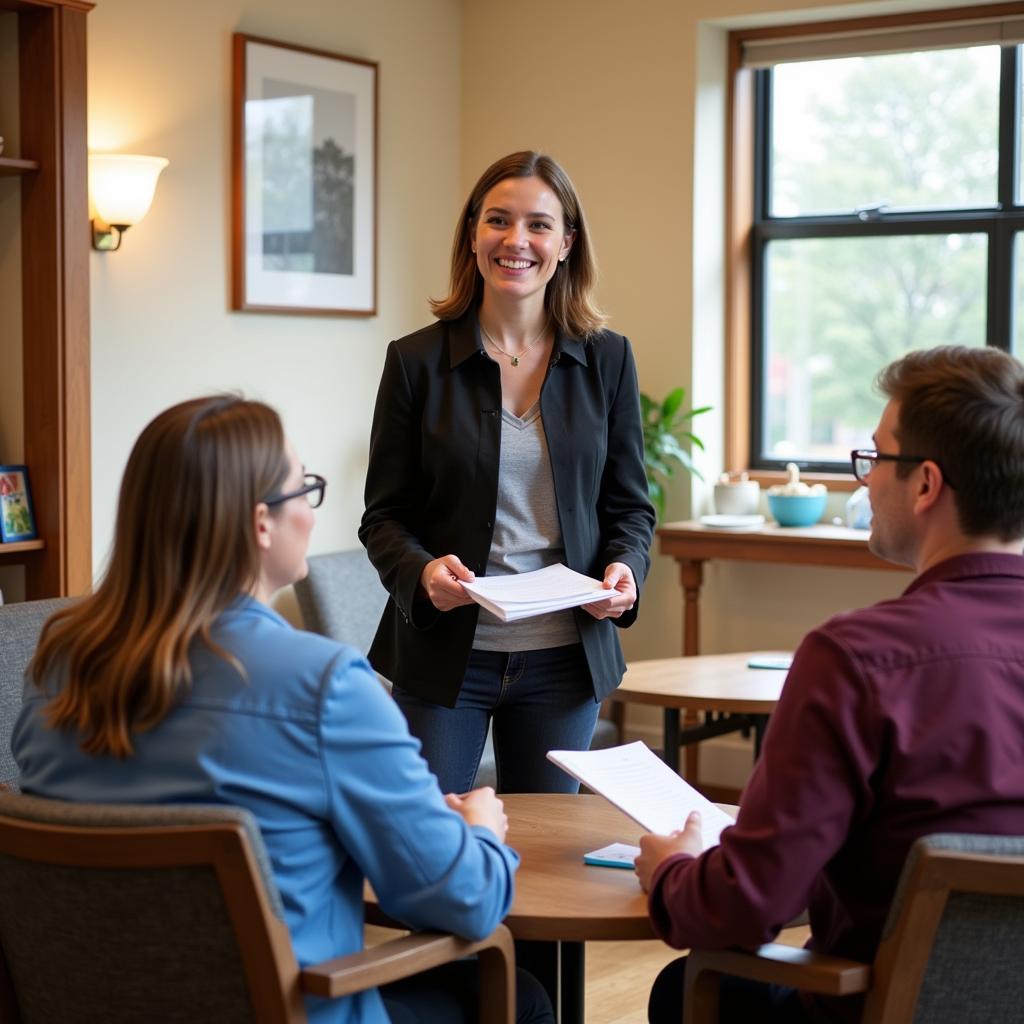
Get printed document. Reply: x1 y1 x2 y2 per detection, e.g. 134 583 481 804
547 741 736 849
459 563 614 623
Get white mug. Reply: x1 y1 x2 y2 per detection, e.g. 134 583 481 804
714 477 761 516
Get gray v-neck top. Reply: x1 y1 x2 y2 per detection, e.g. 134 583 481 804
473 402 581 652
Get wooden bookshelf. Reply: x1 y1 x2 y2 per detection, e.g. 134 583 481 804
1 0 93 599
0 540 45 558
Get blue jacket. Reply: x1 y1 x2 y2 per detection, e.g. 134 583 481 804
13 596 519 1024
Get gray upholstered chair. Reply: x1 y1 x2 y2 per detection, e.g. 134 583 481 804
0 598 73 790
294 550 618 791
0 791 515 1024
683 832 1024 1024
293 548 389 658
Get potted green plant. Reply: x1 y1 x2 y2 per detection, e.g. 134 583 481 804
640 387 711 523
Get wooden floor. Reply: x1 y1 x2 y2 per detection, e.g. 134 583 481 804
584 925 811 1024
367 922 812 1023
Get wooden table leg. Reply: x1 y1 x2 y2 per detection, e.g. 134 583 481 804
663 709 681 773
560 941 585 1024
679 559 704 657
515 938 586 1024
679 559 705 780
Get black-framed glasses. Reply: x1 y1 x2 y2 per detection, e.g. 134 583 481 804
263 473 327 509
849 449 926 485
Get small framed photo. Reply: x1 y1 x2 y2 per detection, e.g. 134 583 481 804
232 33 378 316
0 465 37 543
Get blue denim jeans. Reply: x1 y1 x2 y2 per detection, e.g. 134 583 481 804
393 644 600 794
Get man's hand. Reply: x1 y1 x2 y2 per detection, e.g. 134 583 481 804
445 786 508 843
634 811 703 892
420 554 476 611
583 562 637 620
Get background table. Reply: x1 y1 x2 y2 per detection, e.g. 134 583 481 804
611 652 789 772
656 521 907 779
657 520 905 657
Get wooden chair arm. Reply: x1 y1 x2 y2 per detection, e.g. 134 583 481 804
689 943 871 995
300 923 515 1024
683 943 871 1024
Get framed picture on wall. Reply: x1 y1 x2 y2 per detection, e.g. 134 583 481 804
0 465 37 543
232 34 378 316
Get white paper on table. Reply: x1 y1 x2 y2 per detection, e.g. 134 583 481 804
547 741 736 849
459 563 614 623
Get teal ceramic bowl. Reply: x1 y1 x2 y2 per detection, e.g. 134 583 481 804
767 492 827 527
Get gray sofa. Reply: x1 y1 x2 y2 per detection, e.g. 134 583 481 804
0 598 73 790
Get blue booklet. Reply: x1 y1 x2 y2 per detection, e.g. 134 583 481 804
583 842 641 869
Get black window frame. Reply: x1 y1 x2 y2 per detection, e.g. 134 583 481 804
749 44 1022 474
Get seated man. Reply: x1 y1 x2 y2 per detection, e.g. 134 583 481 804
636 345 1024 1024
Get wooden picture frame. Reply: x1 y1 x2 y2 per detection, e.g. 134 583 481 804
0 466 37 543
231 34 378 316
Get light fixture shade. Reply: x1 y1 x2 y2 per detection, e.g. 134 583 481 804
88 154 168 227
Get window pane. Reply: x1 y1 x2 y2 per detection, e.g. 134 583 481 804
771 47 999 217
1018 48 1024 205
1015 233 1024 354
763 234 987 463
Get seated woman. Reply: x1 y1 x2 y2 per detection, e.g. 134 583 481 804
12 395 551 1024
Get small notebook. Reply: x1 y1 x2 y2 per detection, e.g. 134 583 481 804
583 842 640 868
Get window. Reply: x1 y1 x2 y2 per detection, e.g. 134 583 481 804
730 8 1024 478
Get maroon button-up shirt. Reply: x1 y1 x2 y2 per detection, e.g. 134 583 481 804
649 553 1024 1020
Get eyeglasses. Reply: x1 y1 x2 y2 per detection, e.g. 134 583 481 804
849 449 927 485
263 473 327 509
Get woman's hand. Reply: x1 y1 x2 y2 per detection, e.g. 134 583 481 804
445 787 509 843
634 811 703 892
420 555 476 611
583 561 637 620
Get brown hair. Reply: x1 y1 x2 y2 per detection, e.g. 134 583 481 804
430 150 608 338
32 395 290 757
876 345 1024 540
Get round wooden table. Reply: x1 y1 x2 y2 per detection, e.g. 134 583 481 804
502 793 652 943
611 652 790 772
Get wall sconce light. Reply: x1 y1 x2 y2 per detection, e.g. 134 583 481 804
89 153 169 251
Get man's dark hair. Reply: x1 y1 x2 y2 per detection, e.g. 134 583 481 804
876 345 1024 540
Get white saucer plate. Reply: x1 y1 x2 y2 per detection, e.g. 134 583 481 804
699 514 766 530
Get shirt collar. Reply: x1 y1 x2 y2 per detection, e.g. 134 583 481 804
446 308 589 369
904 550 1024 597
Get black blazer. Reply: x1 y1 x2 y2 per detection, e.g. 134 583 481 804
359 310 655 706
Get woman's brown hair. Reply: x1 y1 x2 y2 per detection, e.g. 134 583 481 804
430 150 608 338
31 395 289 757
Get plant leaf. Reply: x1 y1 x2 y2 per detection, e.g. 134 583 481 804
661 387 685 419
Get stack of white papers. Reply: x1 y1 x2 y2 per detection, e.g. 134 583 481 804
547 741 736 849
459 563 613 623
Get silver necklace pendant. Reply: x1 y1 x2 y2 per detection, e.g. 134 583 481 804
511 356 520 367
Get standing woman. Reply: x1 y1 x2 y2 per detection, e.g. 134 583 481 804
360 151 655 795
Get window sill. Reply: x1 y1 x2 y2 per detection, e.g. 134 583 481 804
741 470 860 493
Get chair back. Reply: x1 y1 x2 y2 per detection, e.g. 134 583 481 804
0 599 73 790
0 793 303 1024
866 832 1024 1023
293 550 387 655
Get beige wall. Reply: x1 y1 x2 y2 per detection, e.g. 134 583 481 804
2 0 968 647
87 0 461 578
